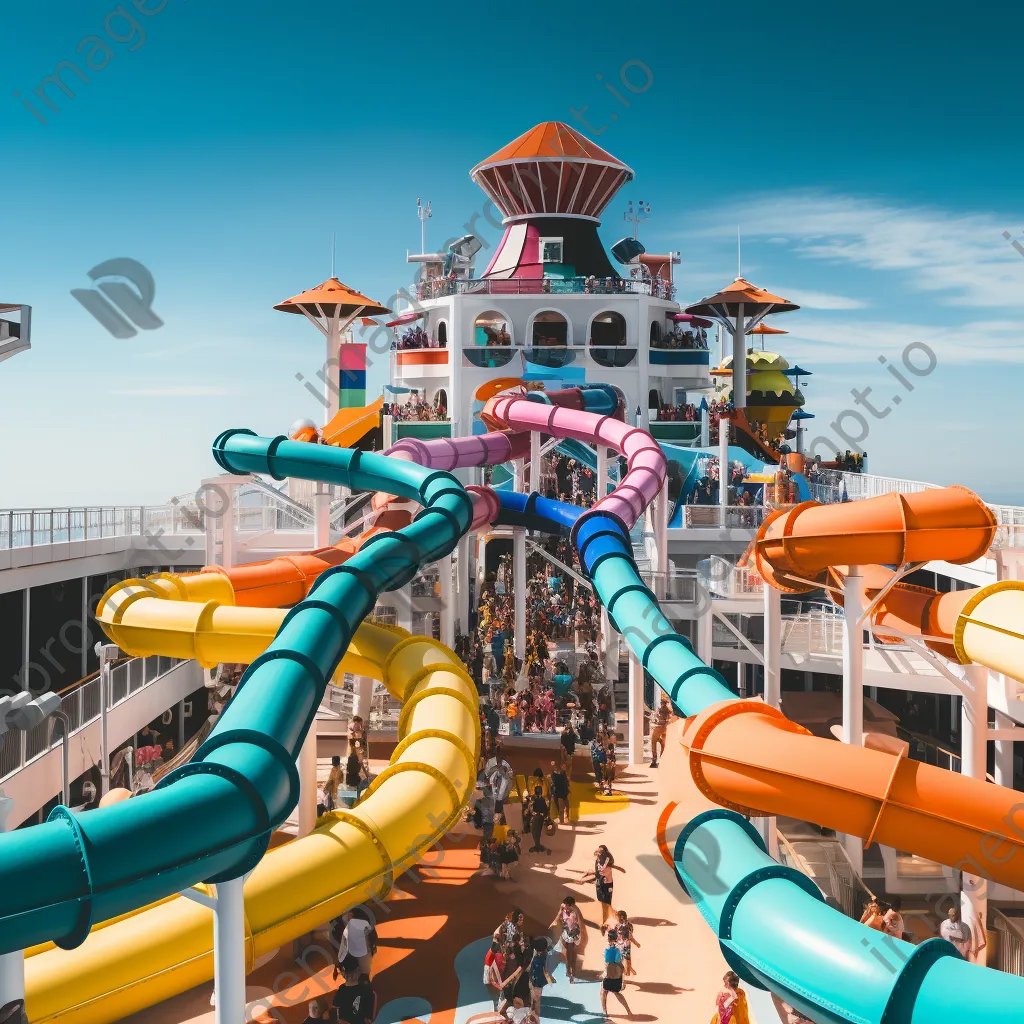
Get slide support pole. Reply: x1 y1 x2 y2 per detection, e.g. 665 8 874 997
718 416 730 529
456 534 471 638
733 303 746 409
212 877 246 1024
314 484 330 550
842 566 865 875
513 528 527 669
0 794 24 1009
440 552 455 649
761 582 781 859
353 676 373 721
628 651 644 766
297 718 318 839
596 445 608 500
995 710 1015 788
962 662 990 966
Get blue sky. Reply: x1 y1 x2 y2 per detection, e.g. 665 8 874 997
1 0 1023 505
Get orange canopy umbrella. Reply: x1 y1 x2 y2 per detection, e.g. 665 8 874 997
748 321 789 349
274 277 391 319
685 277 799 318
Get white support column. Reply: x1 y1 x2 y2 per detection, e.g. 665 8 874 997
314 484 330 550
530 430 542 493
763 584 781 709
961 664 989 784
718 415 730 529
761 583 781 860
476 534 488 588
700 403 710 448
513 528 527 668
696 605 713 666
600 605 618 683
628 651 644 765
80 578 88 678
297 718 318 839
960 660 990 955
513 458 526 494
97 643 119 796
456 534 471 639
325 318 341 424
220 482 236 569
352 675 374 721
212 876 247 1024
995 710 1015 789
841 567 865 875
732 303 746 410
439 553 454 650
0 793 24 1009
393 585 413 634
655 483 669 597
596 446 609 501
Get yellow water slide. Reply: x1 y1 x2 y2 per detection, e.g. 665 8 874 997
24 571 479 1024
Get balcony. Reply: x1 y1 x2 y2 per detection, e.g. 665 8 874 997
650 421 701 444
649 348 711 368
463 345 518 369
589 344 638 369
524 345 578 368
417 276 675 300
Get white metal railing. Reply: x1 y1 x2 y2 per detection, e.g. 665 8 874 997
682 505 769 529
697 556 765 598
988 504 1024 550
993 909 1024 977
320 675 401 731
780 606 845 658
840 472 939 500
0 505 207 548
0 655 186 781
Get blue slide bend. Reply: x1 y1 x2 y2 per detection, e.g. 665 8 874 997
484 432 1022 1020
0 432 472 955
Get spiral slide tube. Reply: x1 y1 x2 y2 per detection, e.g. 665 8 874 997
424 393 1024 1022
0 432 477 1019
751 488 1024 683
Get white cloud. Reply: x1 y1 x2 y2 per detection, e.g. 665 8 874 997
783 288 867 310
695 192 1024 308
774 316 1024 365
111 385 231 397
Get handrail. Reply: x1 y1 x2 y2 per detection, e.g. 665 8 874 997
0 655 186 783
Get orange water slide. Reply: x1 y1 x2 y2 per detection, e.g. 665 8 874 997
680 698 1024 887
678 485 1024 886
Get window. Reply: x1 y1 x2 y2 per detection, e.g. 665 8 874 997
540 237 563 264
531 311 569 347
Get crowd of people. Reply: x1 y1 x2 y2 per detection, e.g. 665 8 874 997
392 325 444 350
475 840 644 1022
388 391 448 422
653 401 699 422
651 324 709 350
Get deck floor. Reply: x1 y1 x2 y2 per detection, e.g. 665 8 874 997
124 725 731 1024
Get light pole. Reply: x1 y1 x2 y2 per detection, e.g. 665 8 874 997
624 200 650 240
95 642 120 795
417 197 432 253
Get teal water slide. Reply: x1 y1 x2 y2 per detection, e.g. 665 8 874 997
569 501 1023 1021
0 431 471 954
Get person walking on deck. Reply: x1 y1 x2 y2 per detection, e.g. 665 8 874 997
578 845 625 933
600 930 631 1018
711 971 750 1024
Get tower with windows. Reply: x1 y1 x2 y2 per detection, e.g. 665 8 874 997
387 122 712 448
